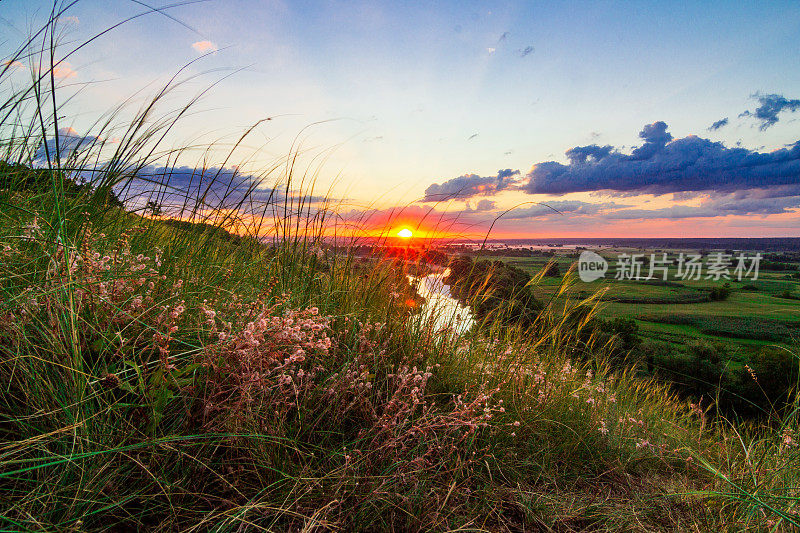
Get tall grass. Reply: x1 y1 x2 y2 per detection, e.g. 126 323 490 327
0 5 798 531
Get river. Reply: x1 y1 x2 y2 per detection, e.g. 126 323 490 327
407 268 474 334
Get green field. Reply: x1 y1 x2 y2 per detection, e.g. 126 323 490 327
490 252 800 351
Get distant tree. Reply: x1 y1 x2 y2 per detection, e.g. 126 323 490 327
709 283 731 301
605 317 639 347
145 200 163 217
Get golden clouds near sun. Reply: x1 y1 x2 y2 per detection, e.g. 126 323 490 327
397 228 413 238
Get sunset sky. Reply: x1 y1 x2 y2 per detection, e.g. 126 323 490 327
2 1 799 238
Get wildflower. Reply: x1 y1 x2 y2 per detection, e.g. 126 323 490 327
22 217 41 242
745 364 758 382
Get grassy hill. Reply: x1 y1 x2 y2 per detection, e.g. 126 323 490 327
1 169 799 531
1 17 799 530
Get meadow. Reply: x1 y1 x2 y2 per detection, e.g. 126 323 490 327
1 9 799 532
494 252 800 346
468 252 800 416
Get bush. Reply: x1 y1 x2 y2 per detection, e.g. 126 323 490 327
709 283 731 301
542 262 560 277
594 317 641 366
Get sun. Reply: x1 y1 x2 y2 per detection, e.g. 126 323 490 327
397 228 413 239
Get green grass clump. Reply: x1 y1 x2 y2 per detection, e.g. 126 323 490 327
1 7 799 531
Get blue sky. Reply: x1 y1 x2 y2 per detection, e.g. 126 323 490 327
2 0 799 236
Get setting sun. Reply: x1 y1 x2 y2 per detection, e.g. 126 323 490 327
397 228 413 238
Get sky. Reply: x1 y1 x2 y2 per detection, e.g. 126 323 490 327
1 0 799 238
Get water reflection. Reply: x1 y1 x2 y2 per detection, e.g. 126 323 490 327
407 268 474 334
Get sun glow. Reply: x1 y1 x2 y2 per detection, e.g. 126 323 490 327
397 228 413 238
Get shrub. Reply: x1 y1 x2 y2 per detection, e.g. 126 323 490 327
709 283 731 301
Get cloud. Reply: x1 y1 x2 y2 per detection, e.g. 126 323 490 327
34 127 98 163
503 200 625 220
637 120 672 144
565 144 614 164
523 121 800 196
114 164 339 230
606 193 800 220
2 60 25 70
518 45 534 57
130 164 331 203
192 41 219 54
464 199 497 212
672 191 703 201
422 169 521 202
58 15 79 25
739 93 800 130
52 61 77 79
467 133 478 140
475 199 496 211
487 47 496 55
709 117 728 131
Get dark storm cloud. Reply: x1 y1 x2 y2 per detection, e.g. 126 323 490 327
739 93 800 130
422 169 521 202
708 117 729 131
523 122 800 195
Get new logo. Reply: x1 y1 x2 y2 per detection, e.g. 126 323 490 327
578 250 608 282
